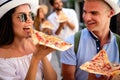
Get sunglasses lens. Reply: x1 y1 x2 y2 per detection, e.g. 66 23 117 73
19 14 27 22
30 12 34 21
18 12 34 22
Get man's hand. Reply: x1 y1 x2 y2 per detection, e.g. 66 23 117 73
62 63 76 80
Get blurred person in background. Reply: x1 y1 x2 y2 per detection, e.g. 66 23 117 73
48 0 79 59
48 0 79 79
34 4 54 35
48 0 79 40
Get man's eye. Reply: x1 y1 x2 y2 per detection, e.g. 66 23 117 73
91 12 98 15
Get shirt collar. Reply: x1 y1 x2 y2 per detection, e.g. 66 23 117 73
89 31 113 43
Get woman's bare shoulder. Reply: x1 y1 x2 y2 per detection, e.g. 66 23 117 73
0 47 13 58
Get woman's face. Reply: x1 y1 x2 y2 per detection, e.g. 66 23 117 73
12 4 34 39
38 8 45 20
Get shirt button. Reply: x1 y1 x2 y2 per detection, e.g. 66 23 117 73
97 47 100 50
96 40 99 42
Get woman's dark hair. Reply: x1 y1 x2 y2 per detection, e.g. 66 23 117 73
0 8 15 47
49 0 54 6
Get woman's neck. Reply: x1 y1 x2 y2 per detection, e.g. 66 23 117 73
0 37 34 58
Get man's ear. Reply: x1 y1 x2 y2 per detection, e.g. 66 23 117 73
108 9 115 18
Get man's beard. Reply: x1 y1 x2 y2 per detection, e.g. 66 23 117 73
55 8 62 11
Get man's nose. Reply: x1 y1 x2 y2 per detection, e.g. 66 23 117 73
83 13 92 21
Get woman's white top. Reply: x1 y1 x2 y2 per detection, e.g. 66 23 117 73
0 54 43 80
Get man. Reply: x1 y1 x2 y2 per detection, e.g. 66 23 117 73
48 0 79 40
61 0 120 80
48 1 79 79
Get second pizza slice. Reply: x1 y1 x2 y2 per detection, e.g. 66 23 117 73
80 49 120 76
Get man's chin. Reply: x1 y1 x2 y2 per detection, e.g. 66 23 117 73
87 27 94 32
56 8 62 11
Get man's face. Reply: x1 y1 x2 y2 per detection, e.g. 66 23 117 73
82 0 114 33
53 0 63 11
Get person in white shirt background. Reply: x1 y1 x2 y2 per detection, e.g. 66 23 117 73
48 0 79 40
47 0 79 79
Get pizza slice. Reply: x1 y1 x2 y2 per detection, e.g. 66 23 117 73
31 29 73 51
57 11 68 23
41 20 54 30
80 49 120 76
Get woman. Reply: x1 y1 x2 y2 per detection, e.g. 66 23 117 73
34 5 53 35
0 0 57 80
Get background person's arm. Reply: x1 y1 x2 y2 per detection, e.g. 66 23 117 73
42 56 57 80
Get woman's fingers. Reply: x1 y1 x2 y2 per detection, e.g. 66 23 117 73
35 44 55 56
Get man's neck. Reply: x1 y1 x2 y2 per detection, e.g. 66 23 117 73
91 30 111 49
55 9 62 15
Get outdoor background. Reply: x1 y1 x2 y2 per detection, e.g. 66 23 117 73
39 0 120 35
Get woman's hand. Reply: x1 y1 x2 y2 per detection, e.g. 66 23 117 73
33 44 55 60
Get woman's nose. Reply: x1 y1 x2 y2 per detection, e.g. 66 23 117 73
26 15 34 23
